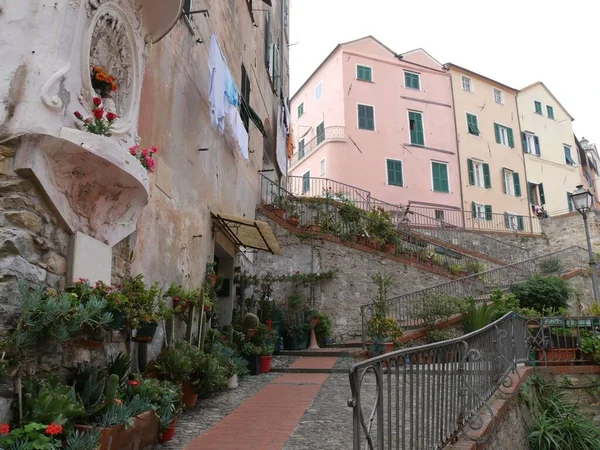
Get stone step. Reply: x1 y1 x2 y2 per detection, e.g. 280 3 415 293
325 341 363 348
270 366 350 374
279 347 362 357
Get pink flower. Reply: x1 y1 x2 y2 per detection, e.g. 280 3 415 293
93 97 102 107
129 145 139 156
85 118 92 124
150 146 158 153
142 148 149 157
78 278 88 283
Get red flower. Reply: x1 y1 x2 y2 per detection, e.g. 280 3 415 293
93 97 102 107
85 118 92 124
0 423 10 435
150 146 158 153
46 423 63 436
93 108 104 119
142 148 149 157
129 145 139 156
106 112 117 122
266 320 273 330
74 111 83 120
128 380 140 386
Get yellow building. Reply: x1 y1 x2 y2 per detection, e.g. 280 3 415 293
446 64 533 232
517 82 580 216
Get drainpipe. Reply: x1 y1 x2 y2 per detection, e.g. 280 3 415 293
515 91 535 234
446 69 466 228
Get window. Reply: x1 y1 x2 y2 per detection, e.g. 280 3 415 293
240 64 251 131
302 171 310 193
356 65 373 82
462 76 473 92
435 210 444 221
408 111 425 146
315 82 323 100
567 192 575 212
466 113 480 136
298 139 305 159
431 161 449 193
528 182 546 205
522 132 541 156
534 101 543 115
505 213 524 231
405 71 421 90
467 159 491 188
320 158 326 175
316 122 325 145
358 104 375 130
547 105 555 119
493 88 503 104
494 123 514 147
472 202 492 221
386 159 403 187
502 168 521 197
297 102 304 118
564 145 576 166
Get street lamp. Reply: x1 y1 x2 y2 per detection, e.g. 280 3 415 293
570 185 600 304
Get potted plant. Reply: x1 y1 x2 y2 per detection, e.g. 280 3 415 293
287 213 300 228
120 275 166 343
309 218 322 232
272 196 287 219
259 343 275 374
151 345 196 408
241 342 262 375
206 262 218 287
242 312 260 338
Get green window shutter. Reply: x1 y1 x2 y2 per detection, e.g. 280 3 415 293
467 159 475 185
534 136 541 156
387 160 403 186
483 163 491 188
494 123 501 144
298 103 304 118
317 122 325 144
507 128 515 148
405 72 420 90
521 132 528 153
568 193 574 212
466 113 479 135
409 112 424 145
358 105 374 130
517 216 524 231
471 201 477 218
513 172 521 197
528 182 535 204
547 105 554 119
534 101 542 114
432 162 449 193
302 172 310 193
504 213 510 229
485 205 493 221
357 65 372 82
502 168 507 194
298 139 305 159
539 183 546 205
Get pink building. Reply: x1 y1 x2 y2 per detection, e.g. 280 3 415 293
289 36 461 216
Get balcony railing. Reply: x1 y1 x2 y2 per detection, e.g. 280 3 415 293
289 126 345 168
349 313 600 449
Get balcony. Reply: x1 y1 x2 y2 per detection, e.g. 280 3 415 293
289 126 345 169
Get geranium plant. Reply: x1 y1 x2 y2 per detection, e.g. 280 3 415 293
129 145 158 172
74 97 118 136
91 65 118 95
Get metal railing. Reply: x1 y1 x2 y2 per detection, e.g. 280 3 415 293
360 246 590 340
349 313 527 450
289 126 346 168
260 175 481 278
287 176 371 205
349 313 600 449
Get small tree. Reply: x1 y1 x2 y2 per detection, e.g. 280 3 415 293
510 275 571 312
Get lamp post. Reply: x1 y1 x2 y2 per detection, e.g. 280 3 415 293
570 185 600 304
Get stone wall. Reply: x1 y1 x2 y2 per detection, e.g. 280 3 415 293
255 214 450 342
480 402 530 450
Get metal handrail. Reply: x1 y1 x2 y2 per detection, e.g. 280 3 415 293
289 126 345 168
360 246 590 341
349 313 600 449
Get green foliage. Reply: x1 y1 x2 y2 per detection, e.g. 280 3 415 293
153 344 193 385
462 300 496 333
193 353 227 396
98 395 151 429
511 276 571 312
108 352 131 389
490 289 539 319
425 329 453 343
582 303 600 316
72 363 105 418
261 343 275 356
538 257 565 275
365 208 396 242
63 429 101 450
0 423 62 450
521 375 600 450
120 275 166 328
449 264 465 276
241 342 261 356
242 313 260 330
365 316 403 342
104 374 120 413
465 260 485 274
21 377 85 426
371 274 392 318
581 334 600 362
415 293 469 329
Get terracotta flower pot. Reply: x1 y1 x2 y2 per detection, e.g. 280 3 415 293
384 243 396 254
309 224 322 232
158 418 178 443
259 355 273 373
311 317 320 327
273 208 286 218
286 217 300 228
207 273 218 287
246 329 256 339
173 297 190 314
383 342 395 354
182 381 198 408
536 348 577 366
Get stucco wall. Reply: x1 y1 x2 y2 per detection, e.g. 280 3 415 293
448 67 531 221
517 84 580 214
255 213 449 342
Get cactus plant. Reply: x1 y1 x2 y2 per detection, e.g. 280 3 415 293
242 313 259 330
104 374 120 411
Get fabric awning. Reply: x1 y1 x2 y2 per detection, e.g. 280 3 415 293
211 213 282 255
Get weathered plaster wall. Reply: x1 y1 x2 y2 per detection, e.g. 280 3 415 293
255 213 450 342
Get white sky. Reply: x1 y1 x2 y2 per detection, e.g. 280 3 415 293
289 0 599 144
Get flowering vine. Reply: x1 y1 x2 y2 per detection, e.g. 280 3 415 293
129 145 158 172
74 97 118 137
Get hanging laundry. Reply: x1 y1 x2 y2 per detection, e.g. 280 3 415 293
225 69 239 108
209 33 227 133
226 104 249 160
287 127 294 159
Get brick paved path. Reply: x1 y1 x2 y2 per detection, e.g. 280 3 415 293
185 357 337 450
